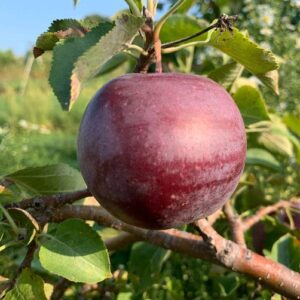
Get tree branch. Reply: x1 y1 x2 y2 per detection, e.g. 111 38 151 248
1 240 38 296
50 205 300 299
105 232 140 252
51 278 72 300
243 200 291 231
6 189 91 210
223 202 246 247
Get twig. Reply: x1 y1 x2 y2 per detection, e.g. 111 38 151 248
1 241 38 296
223 202 246 247
51 278 72 300
161 23 217 50
161 14 238 50
207 209 223 225
6 189 91 210
51 205 300 299
243 200 291 231
134 8 155 73
105 232 140 252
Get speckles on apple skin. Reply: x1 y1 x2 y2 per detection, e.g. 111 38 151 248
78 73 247 229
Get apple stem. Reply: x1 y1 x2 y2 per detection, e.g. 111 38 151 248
153 0 186 73
154 39 162 73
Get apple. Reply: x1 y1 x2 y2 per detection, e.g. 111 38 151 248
77 73 246 229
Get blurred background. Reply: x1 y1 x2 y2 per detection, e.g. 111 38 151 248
1 1 300 298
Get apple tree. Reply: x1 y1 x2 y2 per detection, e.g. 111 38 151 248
1 0 300 299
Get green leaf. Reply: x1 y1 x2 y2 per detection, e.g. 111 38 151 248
39 219 111 283
233 85 270 126
72 14 144 107
47 19 86 33
160 15 279 93
117 292 133 300
4 268 47 300
124 0 142 16
96 53 129 77
269 234 300 272
8 208 39 245
50 15 143 110
133 0 142 11
177 0 196 13
256 70 279 95
5 164 86 195
129 242 171 294
49 21 114 110
257 115 297 158
36 33 59 51
208 62 244 91
73 0 79 6
283 114 300 137
246 148 281 171
208 29 279 94
160 14 209 43
34 19 88 56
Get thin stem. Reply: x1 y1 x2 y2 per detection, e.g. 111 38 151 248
223 202 246 247
124 0 142 17
161 34 212 54
0 241 20 253
243 200 291 231
0 205 19 236
153 0 186 72
147 0 155 16
162 22 217 50
124 43 149 56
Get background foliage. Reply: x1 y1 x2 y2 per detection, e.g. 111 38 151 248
0 0 300 299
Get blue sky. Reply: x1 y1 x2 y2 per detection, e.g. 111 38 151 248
0 1 128 55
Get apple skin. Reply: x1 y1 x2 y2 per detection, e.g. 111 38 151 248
78 73 246 229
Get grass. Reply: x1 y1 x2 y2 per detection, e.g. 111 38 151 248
0 52 123 176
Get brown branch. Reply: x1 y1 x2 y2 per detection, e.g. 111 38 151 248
134 7 155 73
223 202 246 247
207 209 223 225
6 189 91 210
243 200 291 231
1 240 38 297
51 278 72 300
50 205 300 299
105 232 140 252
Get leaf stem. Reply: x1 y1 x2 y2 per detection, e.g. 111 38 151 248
0 241 20 253
162 22 218 50
147 0 155 16
0 205 19 236
161 30 214 53
124 43 149 56
124 0 142 17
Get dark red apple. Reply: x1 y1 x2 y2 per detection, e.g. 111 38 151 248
77 73 246 229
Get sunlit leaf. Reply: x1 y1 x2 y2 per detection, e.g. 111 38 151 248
39 219 111 283
233 85 270 126
269 233 300 272
246 148 281 171
4 268 47 300
129 242 170 294
5 164 86 195
208 61 244 91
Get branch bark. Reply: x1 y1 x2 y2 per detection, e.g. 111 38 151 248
223 202 246 246
51 205 300 299
6 189 91 210
243 200 291 231
0 240 38 297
